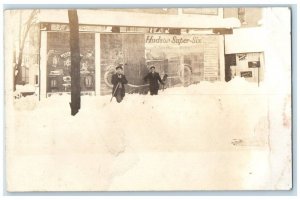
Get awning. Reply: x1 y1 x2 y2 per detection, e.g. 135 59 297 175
38 9 241 29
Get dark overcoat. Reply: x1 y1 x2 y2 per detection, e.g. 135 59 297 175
143 72 163 91
111 73 128 97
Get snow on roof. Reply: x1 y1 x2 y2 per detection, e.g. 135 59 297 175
225 27 266 54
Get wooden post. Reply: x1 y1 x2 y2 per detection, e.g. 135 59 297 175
68 10 81 116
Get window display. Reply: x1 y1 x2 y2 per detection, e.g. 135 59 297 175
47 32 95 93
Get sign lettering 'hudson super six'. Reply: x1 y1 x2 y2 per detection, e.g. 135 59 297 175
145 35 203 45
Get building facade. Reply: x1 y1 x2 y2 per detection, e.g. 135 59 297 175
14 8 248 98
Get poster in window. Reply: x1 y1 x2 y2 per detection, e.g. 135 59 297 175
248 61 260 68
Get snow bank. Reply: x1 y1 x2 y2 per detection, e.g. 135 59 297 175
13 77 262 110
15 84 36 93
14 84 37 99
164 77 265 95
8 75 290 190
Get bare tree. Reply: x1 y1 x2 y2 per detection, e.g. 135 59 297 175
14 10 38 91
68 10 81 116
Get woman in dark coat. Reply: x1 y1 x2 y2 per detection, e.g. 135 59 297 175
143 65 164 95
111 65 128 103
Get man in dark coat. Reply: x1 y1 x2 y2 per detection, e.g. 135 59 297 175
143 65 164 95
111 64 128 103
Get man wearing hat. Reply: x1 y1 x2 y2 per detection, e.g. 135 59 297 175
143 65 164 95
111 64 128 103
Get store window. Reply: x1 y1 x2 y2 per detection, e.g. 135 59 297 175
145 34 218 83
47 32 95 93
226 52 263 83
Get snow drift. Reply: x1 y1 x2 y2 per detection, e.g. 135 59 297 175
7 77 291 190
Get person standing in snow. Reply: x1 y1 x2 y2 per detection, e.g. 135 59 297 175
111 64 128 103
143 65 164 95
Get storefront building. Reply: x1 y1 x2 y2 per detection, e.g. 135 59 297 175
34 9 241 97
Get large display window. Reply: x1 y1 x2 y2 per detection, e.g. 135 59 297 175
100 33 146 94
47 32 95 94
145 34 220 83
100 33 220 94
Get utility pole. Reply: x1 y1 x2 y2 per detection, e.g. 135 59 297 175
68 10 81 116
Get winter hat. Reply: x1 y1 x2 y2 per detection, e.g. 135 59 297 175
116 64 123 70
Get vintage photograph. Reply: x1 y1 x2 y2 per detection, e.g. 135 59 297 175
4 7 292 191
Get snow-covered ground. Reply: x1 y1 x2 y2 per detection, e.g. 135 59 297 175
6 77 291 191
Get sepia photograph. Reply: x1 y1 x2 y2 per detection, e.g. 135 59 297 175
4 7 292 192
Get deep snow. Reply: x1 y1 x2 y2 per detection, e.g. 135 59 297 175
6 77 291 190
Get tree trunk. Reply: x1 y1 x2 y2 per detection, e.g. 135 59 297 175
68 10 81 116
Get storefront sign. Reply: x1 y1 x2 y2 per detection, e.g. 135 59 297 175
145 35 203 46
237 53 247 61
50 23 105 32
240 71 253 78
